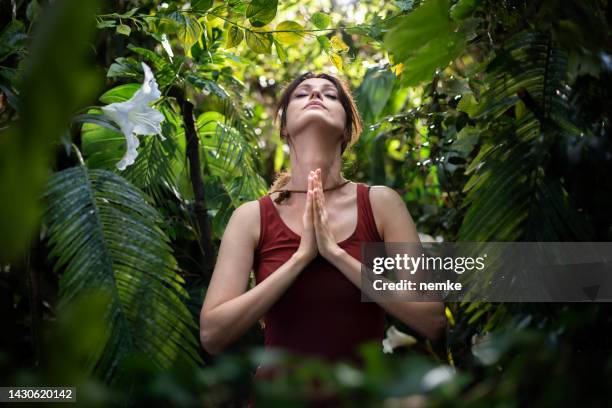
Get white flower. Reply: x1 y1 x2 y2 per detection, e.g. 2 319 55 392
382 325 417 354
418 232 444 243
101 62 165 171
160 34 174 60
421 365 455 390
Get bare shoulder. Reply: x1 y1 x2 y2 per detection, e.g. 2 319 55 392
368 185 405 217
368 185 399 239
368 186 411 240
369 185 402 204
233 199 261 216
227 199 261 249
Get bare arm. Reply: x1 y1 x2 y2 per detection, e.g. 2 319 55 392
325 186 447 341
200 184 318 354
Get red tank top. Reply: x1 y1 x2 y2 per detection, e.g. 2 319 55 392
253 182 387 367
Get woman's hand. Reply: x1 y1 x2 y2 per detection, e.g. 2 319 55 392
295 171 318 263
312 168 342 260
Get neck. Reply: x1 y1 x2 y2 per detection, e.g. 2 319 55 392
286 129 345 190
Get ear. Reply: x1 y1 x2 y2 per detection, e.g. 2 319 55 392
281 127 290 139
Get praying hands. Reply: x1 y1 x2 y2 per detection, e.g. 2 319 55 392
295 168 345 263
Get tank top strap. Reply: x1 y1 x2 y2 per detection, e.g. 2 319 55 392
357 183 384 242
256 194 273 253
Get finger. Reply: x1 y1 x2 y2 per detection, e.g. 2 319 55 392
306 174 313 220
308 172 312 199
305 189 311 218
320 181 326 206
320 191 327 219
307 191 314 224
313 187 321 228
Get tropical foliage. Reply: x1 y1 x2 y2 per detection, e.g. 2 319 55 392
1 0 610 406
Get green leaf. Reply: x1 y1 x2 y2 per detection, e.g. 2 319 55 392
311 12 331 29
127 45 179 88
275 21 305 45
450 0 480 21
80 118 125 169
174 111 269 207
73 112 121 133
179 15 203 52
42 166 202 381
383 0 456 62
166 12 203 53
0 0 101 260
457 30 596 244
330 35 349 53
457 93 479 117
245 30 272 54
274 38 287 62
329 52 343 72
96 20 116 29
246 0 278 27
355 67 396 121
115 7 139 18
116 24 131 36
192 0 213 12
451 126 480 155
399 32 466 87
186 75 230 99
0 20 28 63
344 24 375 38
317 35 331 52
26 0 42 22
107 57 140 79
226 25 244 48
98 83 140 104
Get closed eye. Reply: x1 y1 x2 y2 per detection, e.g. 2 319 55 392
295 94 337 99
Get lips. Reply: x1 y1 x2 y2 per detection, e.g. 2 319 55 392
304 101 326 110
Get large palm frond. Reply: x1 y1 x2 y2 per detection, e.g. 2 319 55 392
459 30 593 241
42 166 202 384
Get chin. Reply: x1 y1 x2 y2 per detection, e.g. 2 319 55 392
288 118 344 136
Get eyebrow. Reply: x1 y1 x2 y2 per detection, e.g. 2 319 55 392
295 83 337 91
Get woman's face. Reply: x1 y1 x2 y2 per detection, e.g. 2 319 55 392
283 77 347 144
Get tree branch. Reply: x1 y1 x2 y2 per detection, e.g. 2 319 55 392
171 88 214 282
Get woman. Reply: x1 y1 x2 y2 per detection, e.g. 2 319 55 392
199 72 447 403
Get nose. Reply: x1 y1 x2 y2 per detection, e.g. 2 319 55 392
309 89 323 100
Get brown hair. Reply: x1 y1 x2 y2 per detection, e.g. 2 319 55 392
268 72 363 195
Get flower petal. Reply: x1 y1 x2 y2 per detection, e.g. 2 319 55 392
116 132 140 171
101 102 133 130
382 338 394 354
100 61 165 171
421 365 455 390
161 34 174 60
129 62 161 105
129 106 164 135
382 325 417 353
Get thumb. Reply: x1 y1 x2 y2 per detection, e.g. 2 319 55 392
305 190 313 221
